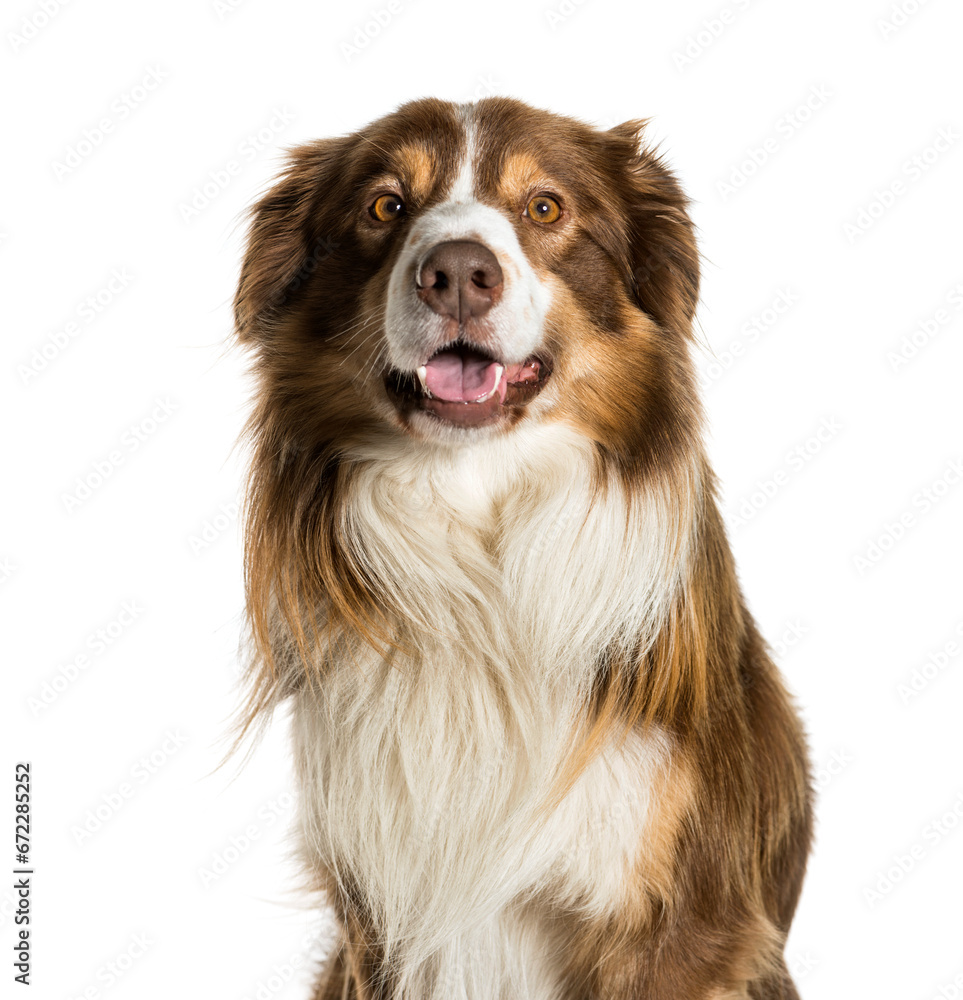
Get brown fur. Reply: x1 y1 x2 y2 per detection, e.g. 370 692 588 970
233 97 812 998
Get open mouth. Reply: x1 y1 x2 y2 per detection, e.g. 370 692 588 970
385 340 552 427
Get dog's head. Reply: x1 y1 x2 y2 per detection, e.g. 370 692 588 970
235 97 700 468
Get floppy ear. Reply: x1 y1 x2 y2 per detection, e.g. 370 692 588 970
608 120 700 338
234 138 348 341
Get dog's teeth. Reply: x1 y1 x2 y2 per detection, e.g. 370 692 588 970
416 365 432 398
474 365 504 403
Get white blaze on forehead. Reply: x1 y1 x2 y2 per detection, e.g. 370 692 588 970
383 108 552 373
446 103 477 203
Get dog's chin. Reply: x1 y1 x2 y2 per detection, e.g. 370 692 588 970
384 338 553 438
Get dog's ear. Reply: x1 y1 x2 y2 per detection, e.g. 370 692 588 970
608 120 700 337
234 138 348 341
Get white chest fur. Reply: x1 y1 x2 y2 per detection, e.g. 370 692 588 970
290 423 690 998
293 671 670 1000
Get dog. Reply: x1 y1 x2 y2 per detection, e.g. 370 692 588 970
233 97 812 1000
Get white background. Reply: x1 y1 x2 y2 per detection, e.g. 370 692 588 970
3 0 962 997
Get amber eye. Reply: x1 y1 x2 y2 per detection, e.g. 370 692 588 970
370 193 406 222
526 194 562 225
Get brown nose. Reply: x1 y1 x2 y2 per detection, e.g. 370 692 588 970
416 241 503 321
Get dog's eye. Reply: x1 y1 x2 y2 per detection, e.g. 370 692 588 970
370 194 406 222
526 194 562 225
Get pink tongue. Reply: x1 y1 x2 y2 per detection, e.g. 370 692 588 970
423 349 503 403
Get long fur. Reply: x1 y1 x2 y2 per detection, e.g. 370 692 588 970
233 97 812 999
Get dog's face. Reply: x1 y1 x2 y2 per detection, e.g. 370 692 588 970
236 97 700 468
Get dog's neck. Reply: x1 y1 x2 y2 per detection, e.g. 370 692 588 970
336 421 698 683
